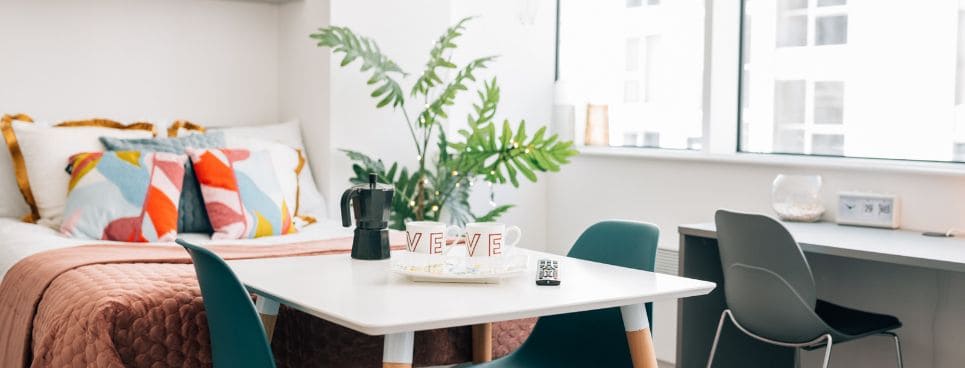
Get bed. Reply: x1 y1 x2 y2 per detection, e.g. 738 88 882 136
0 116 533 367
0 217 535 367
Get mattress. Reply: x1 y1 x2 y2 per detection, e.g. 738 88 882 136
0 214 350 281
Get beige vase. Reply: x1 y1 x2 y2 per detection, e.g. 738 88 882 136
584 103 609 146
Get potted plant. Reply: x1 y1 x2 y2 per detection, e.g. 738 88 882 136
311 17 577 229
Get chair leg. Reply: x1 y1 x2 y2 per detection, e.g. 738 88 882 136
821 335 833 368
881 332 903 368
705 310 729 368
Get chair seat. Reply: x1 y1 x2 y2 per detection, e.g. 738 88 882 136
815 299 901 342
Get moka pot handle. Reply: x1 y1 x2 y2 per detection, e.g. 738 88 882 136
340 187 360 227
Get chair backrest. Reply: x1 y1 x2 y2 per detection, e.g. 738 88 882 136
509 220 658 367
176 239 276 368
568 220 659 272
714 210 829 342
567 220 657 326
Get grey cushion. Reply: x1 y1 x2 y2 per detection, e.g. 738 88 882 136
100 132 226 234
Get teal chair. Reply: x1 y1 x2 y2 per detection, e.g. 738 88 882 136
474 220 659 367
176 239 277 368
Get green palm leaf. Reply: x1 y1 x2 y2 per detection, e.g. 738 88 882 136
411 16 475 97
311 26 407 109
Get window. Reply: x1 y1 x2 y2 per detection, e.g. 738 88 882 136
557 0 965 165
557 0 705 150
740 0 965 162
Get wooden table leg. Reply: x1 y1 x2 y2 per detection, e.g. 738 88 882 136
255 294 280 341
383 331 415 368
621 303 658 368
472 323 493 363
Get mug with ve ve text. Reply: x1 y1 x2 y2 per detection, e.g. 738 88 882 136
404 221 462 255
463 222 521 257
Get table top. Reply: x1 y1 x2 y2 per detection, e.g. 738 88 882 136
229 249 715 335
680 221 965 273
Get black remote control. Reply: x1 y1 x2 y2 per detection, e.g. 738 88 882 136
536 259 560 286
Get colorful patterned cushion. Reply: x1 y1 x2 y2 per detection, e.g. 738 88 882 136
221 135 301 222
100 132 226 234
215 121 327 218
187 148 296 239
60 151 187 242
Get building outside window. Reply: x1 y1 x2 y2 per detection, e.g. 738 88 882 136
742 0 965 162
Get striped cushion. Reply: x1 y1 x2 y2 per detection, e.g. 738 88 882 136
60 151 187 242
187 148 295 239
99 132 227 234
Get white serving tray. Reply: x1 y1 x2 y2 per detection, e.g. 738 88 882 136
390 251 528 284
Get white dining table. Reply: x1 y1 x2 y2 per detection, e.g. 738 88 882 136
229 248 715 368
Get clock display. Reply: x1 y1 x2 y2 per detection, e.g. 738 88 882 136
836 192 900 229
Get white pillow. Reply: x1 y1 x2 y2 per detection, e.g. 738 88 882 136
1 119 155 227
213 121 327 218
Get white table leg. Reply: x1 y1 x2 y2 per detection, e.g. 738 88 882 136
255 294 281 341
621 303 658 368
383 331 415 368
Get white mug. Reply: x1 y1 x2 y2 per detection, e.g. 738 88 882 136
464 222 522 257
404 221 461 255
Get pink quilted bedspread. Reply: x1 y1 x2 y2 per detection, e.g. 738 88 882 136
0 236 535 367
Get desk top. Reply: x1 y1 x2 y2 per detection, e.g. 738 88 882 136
229 249 715 335
680 222 965 273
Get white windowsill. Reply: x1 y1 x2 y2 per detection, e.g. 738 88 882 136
578 146 965 177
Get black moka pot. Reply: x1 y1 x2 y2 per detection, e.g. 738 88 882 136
340 173 394 260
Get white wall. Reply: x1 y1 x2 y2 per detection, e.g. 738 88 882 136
547 154 965 366
0 0 280 126
278 0 331 205
0 0 555 235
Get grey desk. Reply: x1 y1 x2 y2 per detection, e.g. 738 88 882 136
676 222 965 368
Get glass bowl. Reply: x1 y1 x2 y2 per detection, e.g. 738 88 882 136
772 174 825 222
